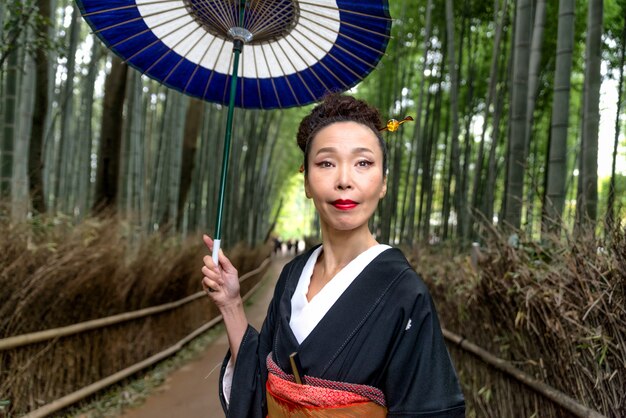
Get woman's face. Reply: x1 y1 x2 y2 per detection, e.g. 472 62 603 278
305 121 387 235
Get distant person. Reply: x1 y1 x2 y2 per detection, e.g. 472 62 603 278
201 94 464 417
294 239 300 255
272 237 281 255
286 240 293 254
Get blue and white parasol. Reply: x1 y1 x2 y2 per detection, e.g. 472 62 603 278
76 0 391 261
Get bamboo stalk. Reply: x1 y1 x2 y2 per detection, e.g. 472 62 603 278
441 328 607 418
0 257 270 351
21 269 269 418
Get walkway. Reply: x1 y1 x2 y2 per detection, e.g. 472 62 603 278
120 255 289 418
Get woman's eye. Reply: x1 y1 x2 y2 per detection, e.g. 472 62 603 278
357 160 373 167
316 161 333 168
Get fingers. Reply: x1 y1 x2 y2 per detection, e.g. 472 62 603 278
201 234 237 293
203 235 236 275
202 276 219 293
202 256 222 281
202 251 229 295
217 248 237 274
201 256 222 293
203 234 214 251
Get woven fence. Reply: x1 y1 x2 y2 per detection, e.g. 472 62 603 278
0 218 272 416
410 226 625 418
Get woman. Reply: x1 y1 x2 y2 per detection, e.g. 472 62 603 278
202 94 465 417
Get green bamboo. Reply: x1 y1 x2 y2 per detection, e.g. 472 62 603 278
1 48 18 199
576 0 603 233
28 0 52 214
56 4 80 214
14 29 36 219
168 94 187 230
543 0 576 235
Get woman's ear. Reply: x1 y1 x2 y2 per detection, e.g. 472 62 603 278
304 176 311 199
380 175 387 198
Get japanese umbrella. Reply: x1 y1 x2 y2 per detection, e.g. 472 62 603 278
76 0 391 262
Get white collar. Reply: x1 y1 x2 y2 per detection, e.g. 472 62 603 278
289 244 391 344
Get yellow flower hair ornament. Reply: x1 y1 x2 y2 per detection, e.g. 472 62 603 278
379 116 414 132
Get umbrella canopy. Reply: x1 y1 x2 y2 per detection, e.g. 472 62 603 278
76 0 391 109
77 0 391 263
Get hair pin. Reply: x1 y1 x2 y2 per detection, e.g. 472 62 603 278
379 116 414 132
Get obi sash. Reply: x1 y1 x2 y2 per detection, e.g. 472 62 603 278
265 354 387 417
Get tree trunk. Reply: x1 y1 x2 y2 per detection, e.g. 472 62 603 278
576 0 603 233
605 19 625 234
417 61 437 238
92 55 128 213
177 97 204 228
444 0 462 239
524 0 546 156
253 112 282 244
459 25 477 240
191 104 218 232
543 0 575 235
166 93 186 231
403 0 433 245
503 0 532 230
13 30 36 219
55 3 80 213
421 72 444 241
1 49 18 199
523 0 546 235
42 0 59 210
484 43 511 226
28 0 52 214
123 70 145 224
76 39 100 219
471 0 508 233
0 2 5 42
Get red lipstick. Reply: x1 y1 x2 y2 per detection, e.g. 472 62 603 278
332 199 357 210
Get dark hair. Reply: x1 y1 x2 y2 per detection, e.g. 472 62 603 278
296 94 387 174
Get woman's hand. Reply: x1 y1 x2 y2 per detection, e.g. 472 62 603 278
201 235 248 362
201 234 241 309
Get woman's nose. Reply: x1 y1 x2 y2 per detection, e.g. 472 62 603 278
336 165 352 190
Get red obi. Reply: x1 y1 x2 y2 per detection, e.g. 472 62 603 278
265 354 387 417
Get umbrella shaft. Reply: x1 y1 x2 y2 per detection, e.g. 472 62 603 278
213 1 246 266
214 38 244 248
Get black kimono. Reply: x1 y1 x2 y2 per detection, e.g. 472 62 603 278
219 246 465 417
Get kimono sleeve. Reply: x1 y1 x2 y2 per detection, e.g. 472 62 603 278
383 272 465 417
217 263 292 418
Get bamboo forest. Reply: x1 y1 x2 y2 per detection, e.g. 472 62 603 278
0 0 625 417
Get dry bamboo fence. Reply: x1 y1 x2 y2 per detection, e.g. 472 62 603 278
0 254 271 417
0 258 270 352
442 328 606 418
412 226 625 418
18 258 270 418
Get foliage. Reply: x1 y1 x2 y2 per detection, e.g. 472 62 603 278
275 173 316 240
0 0 63 66
600 174 626 218
604 0 626 70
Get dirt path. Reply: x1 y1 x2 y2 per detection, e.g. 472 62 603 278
120 255 289 418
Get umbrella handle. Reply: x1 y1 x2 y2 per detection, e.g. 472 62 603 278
212 239 221 266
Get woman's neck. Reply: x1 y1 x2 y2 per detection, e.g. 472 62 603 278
305 225 378 301
319 226 378 272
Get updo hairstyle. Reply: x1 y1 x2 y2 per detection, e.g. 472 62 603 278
296 93 387 174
